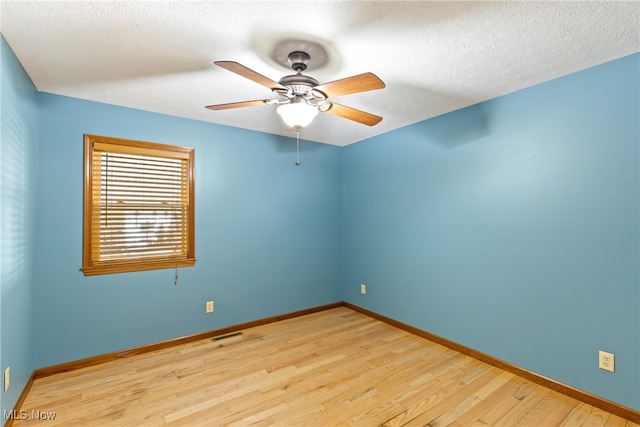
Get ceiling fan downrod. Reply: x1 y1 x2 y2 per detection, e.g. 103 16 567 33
287 51 310 73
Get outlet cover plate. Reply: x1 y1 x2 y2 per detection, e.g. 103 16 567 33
4 367 9 391
599 350 615 372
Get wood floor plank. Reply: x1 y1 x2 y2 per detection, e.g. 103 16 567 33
448 374 527 427
396 368 504 426
513 392 577 427
13 307 638 426
428 371 514 427
491 384 551 426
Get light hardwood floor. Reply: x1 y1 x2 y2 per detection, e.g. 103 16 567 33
12 307 640 426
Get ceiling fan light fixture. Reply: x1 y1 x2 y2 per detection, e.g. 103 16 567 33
276 99 318 128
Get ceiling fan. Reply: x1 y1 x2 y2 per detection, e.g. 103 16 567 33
205 51 385 129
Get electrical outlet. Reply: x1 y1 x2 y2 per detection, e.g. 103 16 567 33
599 350 615 372
360 284 366 295
4 367 9 392
206 301 214 313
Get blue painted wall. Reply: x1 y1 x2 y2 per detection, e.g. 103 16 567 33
33 94 342 367
0 36 39 421
342 54 639 410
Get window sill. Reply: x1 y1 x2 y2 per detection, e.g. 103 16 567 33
81 258 196 276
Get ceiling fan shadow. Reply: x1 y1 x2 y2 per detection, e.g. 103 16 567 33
250 32 343 77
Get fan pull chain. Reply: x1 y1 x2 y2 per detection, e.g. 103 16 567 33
295 129 301 166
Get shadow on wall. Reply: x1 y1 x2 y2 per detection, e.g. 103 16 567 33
270 131 325 155
420 103 489 149
376 80 490 150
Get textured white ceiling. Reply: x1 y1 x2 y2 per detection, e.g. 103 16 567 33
1 1 639 146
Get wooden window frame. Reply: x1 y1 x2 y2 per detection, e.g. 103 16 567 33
82 134 195 276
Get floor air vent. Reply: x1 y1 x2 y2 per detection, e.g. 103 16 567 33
212 332 244 347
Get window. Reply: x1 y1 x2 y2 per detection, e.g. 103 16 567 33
82 134 195 276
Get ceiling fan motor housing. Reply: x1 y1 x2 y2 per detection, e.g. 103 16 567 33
278 75 320 93
278 51 323 97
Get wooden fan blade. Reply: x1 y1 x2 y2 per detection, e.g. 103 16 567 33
313 72 385 99
205 100 269 110
324 103 383 126
214 61 287 92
